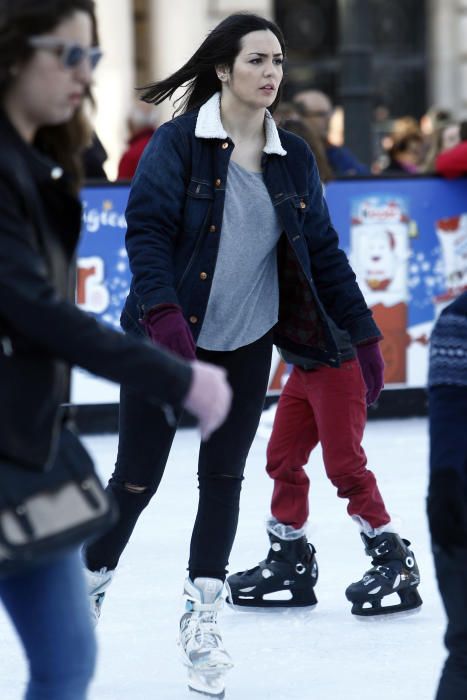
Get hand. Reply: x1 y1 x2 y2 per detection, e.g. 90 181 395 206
143 304 196 360
183 360 232 441
356 341 385 406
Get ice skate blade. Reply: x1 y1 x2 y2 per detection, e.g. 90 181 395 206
189 687 224 699
352 605 422 621
348 585 423 619
226 599 317 614
351 597 423 620
226 588 317 611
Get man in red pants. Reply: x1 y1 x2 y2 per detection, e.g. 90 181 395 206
227 329 422 617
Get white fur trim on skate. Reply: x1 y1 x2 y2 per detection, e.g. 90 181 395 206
266 517 307 541
351 515 400 537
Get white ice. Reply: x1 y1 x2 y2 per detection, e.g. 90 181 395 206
0 417 446 700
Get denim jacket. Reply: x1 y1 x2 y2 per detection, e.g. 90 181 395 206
122 93 380 366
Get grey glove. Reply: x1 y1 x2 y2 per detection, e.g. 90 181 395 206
183 360 232 441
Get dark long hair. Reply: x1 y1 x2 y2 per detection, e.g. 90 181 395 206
281 119 334 183
0 0 98 190
140 13 286 115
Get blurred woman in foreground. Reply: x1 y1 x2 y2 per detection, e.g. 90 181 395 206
0 2 230 698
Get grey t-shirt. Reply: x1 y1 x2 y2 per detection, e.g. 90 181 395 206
197 160 282 351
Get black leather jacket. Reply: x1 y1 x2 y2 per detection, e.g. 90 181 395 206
0 113 191 471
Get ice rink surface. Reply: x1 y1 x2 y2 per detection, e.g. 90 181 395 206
0 416 446 700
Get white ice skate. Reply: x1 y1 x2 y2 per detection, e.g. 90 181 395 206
84 566 114 626
179 577 234 698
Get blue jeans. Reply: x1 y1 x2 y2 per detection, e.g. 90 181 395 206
0 549 96 700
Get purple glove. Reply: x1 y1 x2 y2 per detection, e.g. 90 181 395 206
356 342 385 406
143 303 196 360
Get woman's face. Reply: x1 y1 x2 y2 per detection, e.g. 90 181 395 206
222 30 284 110
5 10 94 140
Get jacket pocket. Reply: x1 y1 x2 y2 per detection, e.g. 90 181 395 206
183 178 214 234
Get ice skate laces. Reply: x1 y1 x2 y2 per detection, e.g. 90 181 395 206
181 596 231 669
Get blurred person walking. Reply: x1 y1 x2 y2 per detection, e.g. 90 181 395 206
435 121 467 178
428 291 467 700
279 117 334 183
0 2 231 698
117 100 158 180
423 121 460 173
293 89 369 176
82 12 382 697
382 131 424 175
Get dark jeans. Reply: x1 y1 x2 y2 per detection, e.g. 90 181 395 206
433 545 467 700
428 385 467 700
85 331 273 580
0 550 95 700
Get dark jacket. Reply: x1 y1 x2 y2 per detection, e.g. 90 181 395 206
122 94 380 367
326 144 369 176
0 113 191 471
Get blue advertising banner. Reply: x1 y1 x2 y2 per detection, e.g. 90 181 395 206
77 184 130 331
72 177 467 403
325 177 467 387
72 184 130 404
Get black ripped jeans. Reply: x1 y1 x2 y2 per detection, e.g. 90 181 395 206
85 331 273 581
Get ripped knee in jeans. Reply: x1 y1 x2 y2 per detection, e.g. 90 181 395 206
123 482 149 494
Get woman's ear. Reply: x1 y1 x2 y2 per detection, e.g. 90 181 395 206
215 65 229 82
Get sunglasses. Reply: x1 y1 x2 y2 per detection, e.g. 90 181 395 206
28 36 102 70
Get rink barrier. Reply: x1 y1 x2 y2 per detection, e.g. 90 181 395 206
73 174 466 432
73 389 428 435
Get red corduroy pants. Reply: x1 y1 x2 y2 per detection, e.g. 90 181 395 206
267 360 391 530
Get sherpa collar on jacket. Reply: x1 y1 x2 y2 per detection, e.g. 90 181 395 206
195 92 287 157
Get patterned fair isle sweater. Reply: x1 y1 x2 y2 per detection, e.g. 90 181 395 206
428 291 467 388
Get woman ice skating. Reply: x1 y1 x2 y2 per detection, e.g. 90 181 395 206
83 12 385 696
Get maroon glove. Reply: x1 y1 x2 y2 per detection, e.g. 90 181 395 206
143 303 196 360
356 341 385 406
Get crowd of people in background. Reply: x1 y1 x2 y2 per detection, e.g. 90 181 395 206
87 88 467 184
2 1 466 698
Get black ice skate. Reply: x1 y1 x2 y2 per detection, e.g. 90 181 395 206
345 532 422 617
226 528 318 609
